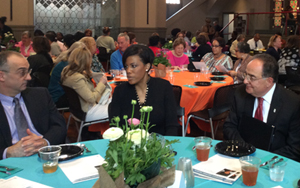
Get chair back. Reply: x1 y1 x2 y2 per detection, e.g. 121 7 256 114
172 85 185 116
209 84 236 117
285 66 300 86
61 85 86 121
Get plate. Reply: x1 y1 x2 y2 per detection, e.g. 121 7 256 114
114 81 127 86
194 81 211 86
211 72 225 75
189 69 200 72
215 140 256 157
58 145 84 161
210 76 225 81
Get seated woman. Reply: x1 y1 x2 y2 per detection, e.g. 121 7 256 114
166 38 189 70
48 42 86 108
192 34 212 59
109 44 180 136
148 35 161 57
278 35 300 74
228 42 253 84
27 36 53 76
61 46 110 122
266 34 282 61
96 27 116 53
15 31 35 57
201 37 233 72
80 37 105 72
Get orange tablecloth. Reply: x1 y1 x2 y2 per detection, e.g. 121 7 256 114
98 71 233 134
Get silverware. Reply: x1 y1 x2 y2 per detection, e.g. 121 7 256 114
260 156 278 167
0 170 11 175
271 158 284 168
81 144 91 153
0 166 14 171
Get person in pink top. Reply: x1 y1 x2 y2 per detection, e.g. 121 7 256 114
15 31 35 57
167 38 189 70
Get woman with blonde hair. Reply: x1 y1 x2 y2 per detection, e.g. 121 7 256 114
48 42 86 107
61 46 110 122
80 37 105 72
266 34 282 61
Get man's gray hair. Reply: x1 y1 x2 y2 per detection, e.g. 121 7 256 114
252 54 279 83
0 51 24 71
118 33 129 41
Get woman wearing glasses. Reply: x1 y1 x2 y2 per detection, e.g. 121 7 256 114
228 42 253 84
201 37 233 72
266 34 282 61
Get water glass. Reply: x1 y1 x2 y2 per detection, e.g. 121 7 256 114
194 73 200 82
268 159 286 182
194 136 212 161
177 157 195 188
38 146 61 174
239 156 261 186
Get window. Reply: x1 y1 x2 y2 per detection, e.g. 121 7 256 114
166 0 180 4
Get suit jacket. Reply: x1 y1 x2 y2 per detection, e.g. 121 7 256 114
0 87 67 159
223 84 300 162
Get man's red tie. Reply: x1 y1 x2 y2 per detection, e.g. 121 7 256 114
254 97 264 121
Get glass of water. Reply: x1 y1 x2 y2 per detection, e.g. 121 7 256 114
268 158 287 182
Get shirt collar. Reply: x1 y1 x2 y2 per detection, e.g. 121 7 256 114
0 93 22 106
261 83 276 105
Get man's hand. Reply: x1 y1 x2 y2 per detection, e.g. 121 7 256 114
6 129 47 158
21 129 48 156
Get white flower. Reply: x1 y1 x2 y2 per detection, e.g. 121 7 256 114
4 33 8 37
126 129 149 146
103 127 124 141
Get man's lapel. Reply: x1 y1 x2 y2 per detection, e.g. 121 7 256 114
267 85 282 126
21 89 37 127
244 94 255 117
0 102 13 146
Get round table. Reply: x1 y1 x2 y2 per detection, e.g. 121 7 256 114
0 137 299 187
108 71 233 134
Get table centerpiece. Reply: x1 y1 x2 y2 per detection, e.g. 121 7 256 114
1 32 20 52
153 51 171 78
93 100 179 188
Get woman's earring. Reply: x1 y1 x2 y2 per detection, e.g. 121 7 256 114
146 69 148 71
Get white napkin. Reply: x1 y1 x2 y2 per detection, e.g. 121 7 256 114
59 155 106 184
0 176 53 188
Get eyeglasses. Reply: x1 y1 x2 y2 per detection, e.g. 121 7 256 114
211 45 220 48
0 68 32 78
243 73 265 82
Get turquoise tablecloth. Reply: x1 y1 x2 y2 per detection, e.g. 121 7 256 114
0 137 299 187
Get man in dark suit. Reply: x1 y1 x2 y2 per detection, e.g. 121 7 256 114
0 51 66 160
223 54 300 162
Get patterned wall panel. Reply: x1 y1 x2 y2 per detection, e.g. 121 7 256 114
34 0 120 38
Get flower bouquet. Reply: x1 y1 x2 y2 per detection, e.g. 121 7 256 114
153 52 171 78
93 100 179 188
1 32 20 52
162 40 173 50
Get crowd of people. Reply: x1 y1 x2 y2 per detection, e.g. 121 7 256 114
0 17 300 163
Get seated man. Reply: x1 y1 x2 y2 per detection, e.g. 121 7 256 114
247 33 264 50
223 54 300 162
0 51 67 160
110 33 129 70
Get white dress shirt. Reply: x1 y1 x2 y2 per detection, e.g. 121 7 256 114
247 38 264 50
252 84 276 123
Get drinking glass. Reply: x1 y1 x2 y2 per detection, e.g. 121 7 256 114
177 157 195 188
39 146 61 173
269 158 286 182
194 73 200 82
239 156 261 186
194 136 212 161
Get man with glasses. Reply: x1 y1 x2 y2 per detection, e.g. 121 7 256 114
223 54 300 162
0 51 66 160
